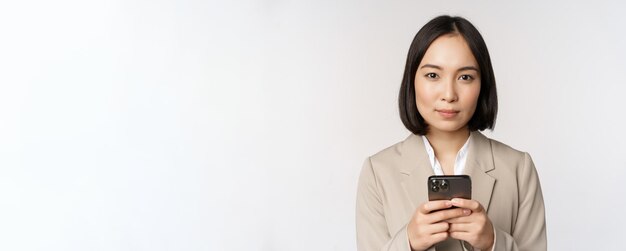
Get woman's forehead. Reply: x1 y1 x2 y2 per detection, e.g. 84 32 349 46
419 34 479 70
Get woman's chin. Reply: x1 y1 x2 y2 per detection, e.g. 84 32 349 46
428 123 469 134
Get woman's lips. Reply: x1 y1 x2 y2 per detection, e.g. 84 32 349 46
436 109 459 118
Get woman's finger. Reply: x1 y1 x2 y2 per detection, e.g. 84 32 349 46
445 215 473 224
427 207 469 223
430 232 449 243
419 200 453 214
448 222 472 233
450 198 484 212
448 231 473 242
425 221 450 234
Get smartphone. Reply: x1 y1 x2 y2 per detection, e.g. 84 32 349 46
428 175 472 201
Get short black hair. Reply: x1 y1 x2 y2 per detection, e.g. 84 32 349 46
398 15 498 135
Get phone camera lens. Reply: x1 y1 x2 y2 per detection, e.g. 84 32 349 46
440 180 449 191
431 185 439 192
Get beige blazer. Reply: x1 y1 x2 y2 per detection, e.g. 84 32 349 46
356 131 546 251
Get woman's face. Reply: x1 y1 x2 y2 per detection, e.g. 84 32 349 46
414 34 481 135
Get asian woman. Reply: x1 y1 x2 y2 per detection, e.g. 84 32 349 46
356 15 546 251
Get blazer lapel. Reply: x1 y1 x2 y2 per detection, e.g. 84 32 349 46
465 131 496 212
399 134 434 209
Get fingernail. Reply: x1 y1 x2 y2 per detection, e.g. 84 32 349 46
449 199 458 206
463 209 471 215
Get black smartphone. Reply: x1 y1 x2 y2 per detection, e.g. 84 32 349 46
428 175 472 201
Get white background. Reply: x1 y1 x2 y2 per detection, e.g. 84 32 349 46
1 0 625 250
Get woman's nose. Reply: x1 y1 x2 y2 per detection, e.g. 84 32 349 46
441 79 458 102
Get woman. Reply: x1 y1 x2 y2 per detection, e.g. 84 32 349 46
355 16 546 251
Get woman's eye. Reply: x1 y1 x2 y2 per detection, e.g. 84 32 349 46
425 73 438 79
459 75 474 81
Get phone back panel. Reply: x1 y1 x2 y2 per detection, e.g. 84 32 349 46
428 175 472 201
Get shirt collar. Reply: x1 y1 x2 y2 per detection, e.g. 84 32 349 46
421 133 472 175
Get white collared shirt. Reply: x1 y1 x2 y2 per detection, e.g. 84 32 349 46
421 135 471 175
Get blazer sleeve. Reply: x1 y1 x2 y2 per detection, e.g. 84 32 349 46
492 153 547 251
356 157 412 251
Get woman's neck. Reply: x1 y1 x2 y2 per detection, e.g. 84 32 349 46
425 127 470 158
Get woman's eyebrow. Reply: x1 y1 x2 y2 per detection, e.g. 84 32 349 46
458 66 479 72
419 64 441 70
419 64 479 72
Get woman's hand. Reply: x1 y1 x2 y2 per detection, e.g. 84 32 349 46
407 200 471 251
446 198 494 250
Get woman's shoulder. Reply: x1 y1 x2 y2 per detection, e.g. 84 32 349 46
365 134 423 172
484 134 526 155
476 132 533 167
369 134 417 157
